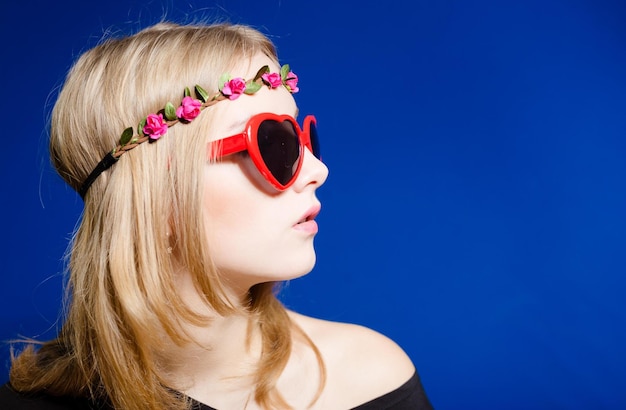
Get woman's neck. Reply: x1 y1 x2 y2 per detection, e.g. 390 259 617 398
160 310 263 401
160 266 262 390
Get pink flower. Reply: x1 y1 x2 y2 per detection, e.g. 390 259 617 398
176 96 202 121
221 77 247 100
262 72 282 89
284 72 299 93
143 113 168 140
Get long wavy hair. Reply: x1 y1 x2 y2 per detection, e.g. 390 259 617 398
10 22 324 410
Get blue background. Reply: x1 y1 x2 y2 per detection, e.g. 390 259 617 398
2 1 625 409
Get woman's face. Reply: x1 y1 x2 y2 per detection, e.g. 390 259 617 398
202 54 328 293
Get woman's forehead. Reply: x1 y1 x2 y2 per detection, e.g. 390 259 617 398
209 88 297 140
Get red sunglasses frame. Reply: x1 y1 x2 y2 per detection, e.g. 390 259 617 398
208 113 318 190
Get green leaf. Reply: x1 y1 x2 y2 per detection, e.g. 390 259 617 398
164 102 177 121
280 64 290 81
138 118 147 136
253 65 270 81
218 73 230 89
184 87 191 97
195 85 209 103
244 81 262 95
119 127 133 146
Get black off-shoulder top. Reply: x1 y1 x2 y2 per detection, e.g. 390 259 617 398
0 372 433 409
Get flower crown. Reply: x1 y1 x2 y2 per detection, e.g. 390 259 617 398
78 64 299 199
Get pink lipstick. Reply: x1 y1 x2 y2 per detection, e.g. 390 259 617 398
293 204 321 234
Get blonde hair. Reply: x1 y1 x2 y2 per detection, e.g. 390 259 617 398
10 22 324 409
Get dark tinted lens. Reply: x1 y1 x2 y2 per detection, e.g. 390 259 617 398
309 120 321 159
257 119 300 185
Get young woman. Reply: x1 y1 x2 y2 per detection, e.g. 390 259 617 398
0 22 433 409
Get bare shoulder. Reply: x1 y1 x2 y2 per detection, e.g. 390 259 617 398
288 311 415 407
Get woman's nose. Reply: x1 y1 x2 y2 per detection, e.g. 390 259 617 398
292 147 328 192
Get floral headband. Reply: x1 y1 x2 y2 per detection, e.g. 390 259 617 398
78 64 299 199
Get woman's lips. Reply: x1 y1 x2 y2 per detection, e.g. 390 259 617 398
293 204 321 234
293 219 318 234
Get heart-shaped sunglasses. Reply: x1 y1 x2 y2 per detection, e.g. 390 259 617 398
209 113 321 190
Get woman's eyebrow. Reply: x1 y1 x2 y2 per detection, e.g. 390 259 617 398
224 118 249 134
224 109 300 135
